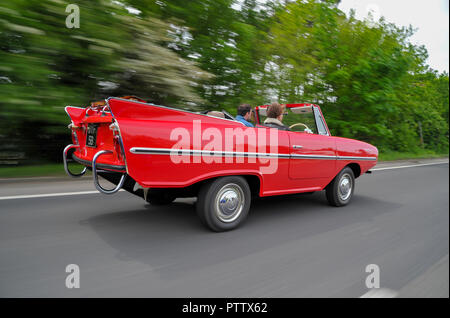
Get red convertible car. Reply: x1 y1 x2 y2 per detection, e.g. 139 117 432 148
64 97 378 231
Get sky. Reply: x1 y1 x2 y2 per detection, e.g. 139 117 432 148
339 0 449 73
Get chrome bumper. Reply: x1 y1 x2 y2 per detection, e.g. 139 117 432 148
63 144 126 195
63 144 87 178
92 150 126 194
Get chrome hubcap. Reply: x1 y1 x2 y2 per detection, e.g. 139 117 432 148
215 183 245 223
338 173 353 201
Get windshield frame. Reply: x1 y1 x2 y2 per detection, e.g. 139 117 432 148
255 103 331 136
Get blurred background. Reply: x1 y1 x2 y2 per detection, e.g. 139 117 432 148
0 0 448 177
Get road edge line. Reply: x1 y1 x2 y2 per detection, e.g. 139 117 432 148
0 189 125 201
372 161 448 171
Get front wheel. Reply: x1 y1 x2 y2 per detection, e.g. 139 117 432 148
196 176 251 232
326 167 355 207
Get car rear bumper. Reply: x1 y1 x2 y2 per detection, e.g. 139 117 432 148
72 152 126 172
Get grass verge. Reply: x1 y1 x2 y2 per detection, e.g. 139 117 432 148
378 150 448 161
0 163 85 179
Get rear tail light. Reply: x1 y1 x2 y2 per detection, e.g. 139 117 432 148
68 122 85 131
113 135 124 161
110 121 124 161
109 122 120 133
72 130 79 145
68 122 82 145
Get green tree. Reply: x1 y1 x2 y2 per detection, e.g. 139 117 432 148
0 0 447 165
123 0 275 110
0 0 210 161
261 0 448 153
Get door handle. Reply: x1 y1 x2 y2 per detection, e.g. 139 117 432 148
292 145 303 149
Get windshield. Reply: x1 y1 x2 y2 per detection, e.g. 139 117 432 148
258 106 318 134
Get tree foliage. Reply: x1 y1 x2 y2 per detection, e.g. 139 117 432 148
0 0 448 163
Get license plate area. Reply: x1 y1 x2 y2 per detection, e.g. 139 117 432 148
86 124 98 148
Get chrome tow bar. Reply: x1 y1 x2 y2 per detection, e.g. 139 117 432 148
63 144 87 178
92 150 126 194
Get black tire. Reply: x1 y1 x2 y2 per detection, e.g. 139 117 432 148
196 176 251 232
326 167 355 207
146 190 176 205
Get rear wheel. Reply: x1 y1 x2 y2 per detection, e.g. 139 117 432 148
196 176 251 232
326 167 355 207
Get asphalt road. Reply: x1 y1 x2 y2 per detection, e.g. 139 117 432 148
0 159 448 297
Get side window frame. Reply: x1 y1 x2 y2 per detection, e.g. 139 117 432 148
313 106 329 136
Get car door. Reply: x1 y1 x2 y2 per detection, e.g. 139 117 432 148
288 131 336 180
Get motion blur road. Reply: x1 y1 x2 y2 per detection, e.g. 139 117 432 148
0 159 448 297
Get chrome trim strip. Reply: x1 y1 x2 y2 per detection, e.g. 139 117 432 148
104 99 129 174
292 154 376 161
336 156 377 161
290 154 337 160
129 147 376 161
130 147 290 159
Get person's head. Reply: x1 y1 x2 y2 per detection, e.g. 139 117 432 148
267 102 285 122
237 104 253 121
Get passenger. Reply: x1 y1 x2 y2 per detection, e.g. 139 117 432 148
264 102 290 131
235 104 254 127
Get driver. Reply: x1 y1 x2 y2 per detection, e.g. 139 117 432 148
263 102 290 131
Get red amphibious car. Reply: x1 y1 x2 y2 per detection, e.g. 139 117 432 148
64 97 378 231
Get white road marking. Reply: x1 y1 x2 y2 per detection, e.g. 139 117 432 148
0 161 447 201
0 189 124 201
371 161 448 171
360 288 398 298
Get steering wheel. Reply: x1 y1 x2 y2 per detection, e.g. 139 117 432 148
289 123 311 132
